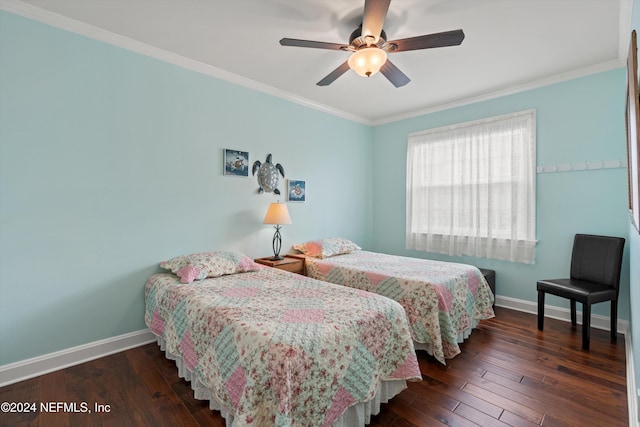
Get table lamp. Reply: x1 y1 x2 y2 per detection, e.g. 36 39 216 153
263 202 292 260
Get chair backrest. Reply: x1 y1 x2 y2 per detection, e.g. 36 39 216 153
570 234 625 290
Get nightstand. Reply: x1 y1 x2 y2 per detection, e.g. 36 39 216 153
254 255 305 275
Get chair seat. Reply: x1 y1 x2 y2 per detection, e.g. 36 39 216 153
537 278 617 304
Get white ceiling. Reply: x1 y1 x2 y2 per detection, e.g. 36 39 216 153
3 0 632 124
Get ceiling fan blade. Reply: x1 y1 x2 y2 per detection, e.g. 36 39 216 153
388 29 465 52
317 61 350 86
380 60 410 88
362 0 391 42
280 38 346 50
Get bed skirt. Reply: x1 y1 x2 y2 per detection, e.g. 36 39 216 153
155 337 408 426
413 320 478 357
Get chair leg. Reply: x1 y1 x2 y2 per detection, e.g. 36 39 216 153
611 301 618 340
570 299 577 325
537 291 545 331
582 303 591 350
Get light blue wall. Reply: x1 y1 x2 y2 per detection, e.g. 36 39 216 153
0 11 373 365
372 69 630 321
630 0 640 419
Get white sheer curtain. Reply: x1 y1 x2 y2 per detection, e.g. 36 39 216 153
406 110 537 263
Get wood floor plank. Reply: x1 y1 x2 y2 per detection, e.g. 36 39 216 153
472 370 617 427
36 370 69 427
523 371 627 416
499 409 544 427
384 397 472 427
0 377 39 427
420 373 504 419
0 307 628 427
453 402 512 427
189 408 227 427
405 380 460 412
461 380 544 424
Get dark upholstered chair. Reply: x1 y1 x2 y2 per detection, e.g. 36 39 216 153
537 234 625 350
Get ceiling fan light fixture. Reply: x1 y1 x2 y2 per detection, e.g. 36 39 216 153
348 47 387 77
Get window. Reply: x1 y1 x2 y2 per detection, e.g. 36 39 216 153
406 110 536 263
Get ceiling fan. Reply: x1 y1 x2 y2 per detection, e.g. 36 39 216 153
279 0 464 88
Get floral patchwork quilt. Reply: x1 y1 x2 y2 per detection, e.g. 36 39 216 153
145 267 421 427
304 251 495 364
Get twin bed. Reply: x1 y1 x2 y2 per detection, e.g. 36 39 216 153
145 242 495 426
146 251 421 426
294 239 495 364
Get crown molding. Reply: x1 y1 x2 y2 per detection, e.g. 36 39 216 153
372 59 625 126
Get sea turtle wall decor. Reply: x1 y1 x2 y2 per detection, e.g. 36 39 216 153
252 153 285 195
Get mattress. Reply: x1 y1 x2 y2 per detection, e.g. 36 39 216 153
145 267 421 426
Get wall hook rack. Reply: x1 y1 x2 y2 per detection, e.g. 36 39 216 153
536 159 625 174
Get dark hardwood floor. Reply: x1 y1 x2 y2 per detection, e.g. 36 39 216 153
0 307 628 426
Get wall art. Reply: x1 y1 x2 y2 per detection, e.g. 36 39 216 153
626 30 640 232
224 149 249 176
287 179 306 202
252 153 285 195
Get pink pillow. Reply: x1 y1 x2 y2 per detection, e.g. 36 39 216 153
160 251 261 283
293 237 361 258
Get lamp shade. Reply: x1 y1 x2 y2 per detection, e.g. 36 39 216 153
348 47 387 77
263 203 292 225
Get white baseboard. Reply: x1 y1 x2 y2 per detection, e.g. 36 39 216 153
0 329 155 387
496 295 636 427
626 332 639 427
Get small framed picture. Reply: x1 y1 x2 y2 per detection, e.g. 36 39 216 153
287 179 306 202
224 149 249 176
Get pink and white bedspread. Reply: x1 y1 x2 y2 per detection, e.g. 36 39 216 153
304 251 495 364
145 267 421 427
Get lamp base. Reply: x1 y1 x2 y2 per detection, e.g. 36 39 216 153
271 225 283 262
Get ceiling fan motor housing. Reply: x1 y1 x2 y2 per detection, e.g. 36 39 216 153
349 26 388 48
